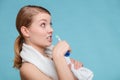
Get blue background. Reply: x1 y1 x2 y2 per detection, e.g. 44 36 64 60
0 0 120 80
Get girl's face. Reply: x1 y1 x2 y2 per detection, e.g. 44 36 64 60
26 13 53 49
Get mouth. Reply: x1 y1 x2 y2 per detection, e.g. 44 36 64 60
46 35 52 42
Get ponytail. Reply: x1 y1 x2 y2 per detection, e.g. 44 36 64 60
13 35 23 69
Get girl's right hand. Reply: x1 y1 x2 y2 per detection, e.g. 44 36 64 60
52 41 71 57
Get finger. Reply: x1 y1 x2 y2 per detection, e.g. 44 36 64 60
75 61 83 70
80 62 83 67
63 41 71 52
68 63 71 69
70 58 75 64
70 59 80 69
75 61 79 69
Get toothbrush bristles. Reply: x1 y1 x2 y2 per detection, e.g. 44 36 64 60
55 35 61 41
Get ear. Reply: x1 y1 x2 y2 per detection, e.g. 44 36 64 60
21 26 30 37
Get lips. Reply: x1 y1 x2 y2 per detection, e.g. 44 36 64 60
47 35 52 42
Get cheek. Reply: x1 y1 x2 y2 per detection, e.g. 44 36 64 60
37 29 46 37
28 26 47 42
30 29 46 40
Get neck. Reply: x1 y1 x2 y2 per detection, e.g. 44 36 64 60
25 43 46 56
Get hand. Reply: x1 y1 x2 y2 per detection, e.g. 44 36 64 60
68 58 83 70
52 41 71 57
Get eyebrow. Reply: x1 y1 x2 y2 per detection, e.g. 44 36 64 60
38 19 47 22
38 19 52 24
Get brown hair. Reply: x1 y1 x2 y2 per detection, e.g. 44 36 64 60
13 5 51 69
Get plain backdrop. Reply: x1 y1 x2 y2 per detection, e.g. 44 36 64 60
0 0 120 80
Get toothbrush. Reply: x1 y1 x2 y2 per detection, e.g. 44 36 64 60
55 35 70 57
55 35 94 80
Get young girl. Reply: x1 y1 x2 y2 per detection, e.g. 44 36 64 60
13 5 83 80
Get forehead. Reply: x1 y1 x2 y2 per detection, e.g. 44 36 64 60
32 13 51 22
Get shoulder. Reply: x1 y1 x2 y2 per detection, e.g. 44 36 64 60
20 62 38 75
20 62 52 80
20 62 40 80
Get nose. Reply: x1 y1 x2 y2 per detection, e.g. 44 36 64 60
48 26 54 33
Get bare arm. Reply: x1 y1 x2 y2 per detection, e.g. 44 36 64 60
52 41 75 80
20 63 52 80
53 55 74 80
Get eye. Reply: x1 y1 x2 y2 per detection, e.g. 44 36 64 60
50 22 52 26
40 23 46 28
50 22 53 28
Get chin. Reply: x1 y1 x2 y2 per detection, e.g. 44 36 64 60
46 43 52 47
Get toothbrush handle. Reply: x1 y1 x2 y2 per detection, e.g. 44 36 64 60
55 35 70 57
65 51 70 57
